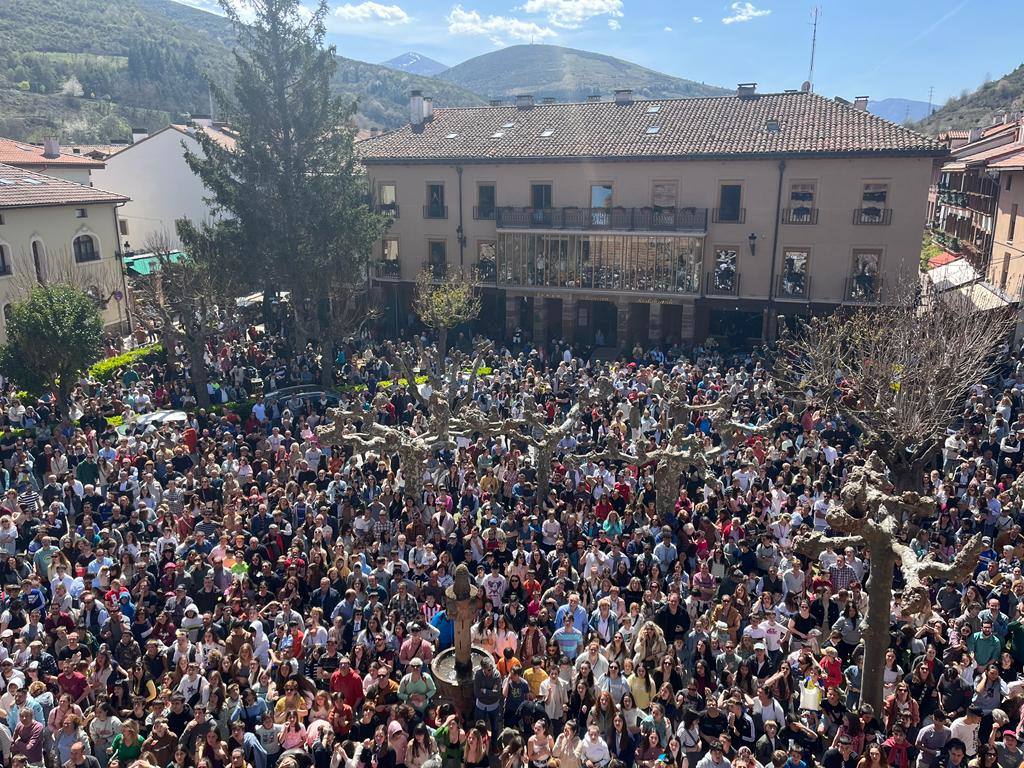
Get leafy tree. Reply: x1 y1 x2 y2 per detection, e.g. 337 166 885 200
0 284 103 412
413 267 481 361
183 0 387 383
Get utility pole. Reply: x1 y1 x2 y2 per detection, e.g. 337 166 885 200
808 6 820 92
928 85 934 115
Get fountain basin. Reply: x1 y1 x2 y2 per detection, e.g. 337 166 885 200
430 645 493 716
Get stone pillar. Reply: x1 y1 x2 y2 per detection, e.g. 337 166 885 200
649 302 663 344
532 297 547 343
616 299 630 349
444 563 479 716
561 295 576 343
505 293 520 336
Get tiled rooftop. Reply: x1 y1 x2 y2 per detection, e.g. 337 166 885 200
359 91 945 163
0 137 106 169
0 163 129 210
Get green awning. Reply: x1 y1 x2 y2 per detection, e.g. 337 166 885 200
123 250 185 276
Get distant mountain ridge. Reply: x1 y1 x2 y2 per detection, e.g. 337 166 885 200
916 64 1024 134
437 44 729 102
869 98 933 125
381 52 448 77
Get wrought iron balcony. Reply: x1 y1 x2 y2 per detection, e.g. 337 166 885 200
422 259 447 279
474 259 497 284
776 273 810 299
373 260 401 279
423 205 448 219
375 203 399 218
712 207 746 224
473 205 496 220
782 207 818 225
845 275 882 302
852 208 893 225
494 206 708 232
706 270 740 297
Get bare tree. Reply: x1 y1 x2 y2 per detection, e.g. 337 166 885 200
774 291 1012 490
795 453 982 712
412 267 481 361
387 338 492 412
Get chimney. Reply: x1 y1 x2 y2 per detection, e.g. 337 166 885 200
409 90 424 126
516 94 534 110
614 89 633 106
423 97 434 121
131 127 148 144
1003 113 1011 124
542 97 556 104
969 127 983 143
737 82 757 98
41 137 60 159
191 114 213 128
488 99 503 107
587 94 601 102
853 95 869 111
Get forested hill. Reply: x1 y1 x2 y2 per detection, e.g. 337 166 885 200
0 0 482 143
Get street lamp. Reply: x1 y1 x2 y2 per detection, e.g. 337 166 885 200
748 232 758 256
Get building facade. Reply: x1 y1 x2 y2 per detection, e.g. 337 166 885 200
0 137 105 185
0 162 129 340
360 87 944 346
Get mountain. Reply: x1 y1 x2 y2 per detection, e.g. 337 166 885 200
437 44 729 102
916 64 1024 134
868 98 933 125
381 52 448 77
0 0 482 143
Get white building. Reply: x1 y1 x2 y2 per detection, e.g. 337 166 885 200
0 162 129 340
91 120 236 249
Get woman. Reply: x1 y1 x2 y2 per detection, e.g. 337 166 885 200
406 723 438 768
110 720 144 767
679 711 702 768
588 691 617 736
855 743 888 768
554 720 582 768
528 719 555 768
606 713 636 768
495 616 518 658
881 649 904 700
277 710 307 752
89 702 122 768
567 678 597 726
471 614 498 658
55 714 90 767
358 724 397 768
883 682 921 732
596 661 629 704
967 745 1000 768
464 724 491 768
627 662 656 711
635 730 663 768
47 693 84 732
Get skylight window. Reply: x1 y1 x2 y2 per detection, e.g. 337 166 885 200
502 122 515 129
647 104 661 113
21 178 43 185
491 131 505 139
646 125 661 134
0 179 12 186
444 133 459 139
765 119 781 133
540 129 554 137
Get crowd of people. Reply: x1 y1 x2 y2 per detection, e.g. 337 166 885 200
0 316 1023 768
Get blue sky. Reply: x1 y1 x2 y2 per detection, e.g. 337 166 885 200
183 0 1022 104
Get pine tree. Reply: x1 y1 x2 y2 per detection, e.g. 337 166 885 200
182 0 387 382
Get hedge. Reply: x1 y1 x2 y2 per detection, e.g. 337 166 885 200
89 344 165 382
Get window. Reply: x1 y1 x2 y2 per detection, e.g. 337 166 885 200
476 184 496 219
491 131 505 139
73 235 99 263
425 183 445 218
531 183 552 209
716 184 742 222
0 245 9 276
1009 204 1018 242
1001 253 1011 289
711 248 738 294
590 184 613 226
646 104 661 114
787 182 817 223
652 182 678 211
645 125 660 135
427 240 446 278
780 249 808 297
118 219 129 236
849 249 881 300
539 129 554 138
0 213 5 225
477 241 497 282
382 239 399 261
31 240 46 283
75 208 87 219
378 183 398 216
1007 175 1013 191
857 182 890 224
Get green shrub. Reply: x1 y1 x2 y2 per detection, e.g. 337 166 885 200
89 343 165 382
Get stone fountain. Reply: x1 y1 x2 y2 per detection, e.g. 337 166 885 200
429 563 491 716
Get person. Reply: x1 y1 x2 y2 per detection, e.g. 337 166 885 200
576 725 611 768
822 736 858 768
474 655 503 736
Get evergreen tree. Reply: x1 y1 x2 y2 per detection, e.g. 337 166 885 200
183 0 387 382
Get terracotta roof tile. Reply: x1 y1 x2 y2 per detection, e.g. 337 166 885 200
359 91 944 164
0 163 128 210
0 137 106 168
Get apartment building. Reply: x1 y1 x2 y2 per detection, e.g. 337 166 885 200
359 86 944 346
0 162 129 340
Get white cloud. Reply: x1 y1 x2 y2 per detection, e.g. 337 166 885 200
334 1 411 25
692 15 703 22
663 25 672 32
520 0 623 29
722 2 770 24
607 18 620 30
447 5 557 45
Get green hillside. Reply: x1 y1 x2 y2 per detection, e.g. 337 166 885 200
916 63 1024 134
438 44 729 102
0 0 483 143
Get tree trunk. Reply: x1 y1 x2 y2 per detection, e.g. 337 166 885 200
437 327 448 370
861 547 896 713
189 337 211 409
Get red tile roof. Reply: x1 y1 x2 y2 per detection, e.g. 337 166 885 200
0 163 128 210
359 91 945 164
0 137 106 169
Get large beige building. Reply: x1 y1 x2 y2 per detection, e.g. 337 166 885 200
359 86 945 346
0 162 129 340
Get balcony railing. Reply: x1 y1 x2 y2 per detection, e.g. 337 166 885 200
494 206 708 232
782 207 818 225
373 260 401 280
375 203 399 218
423 205 448 219
706 270 740 296
473 206 496 220
422 259 447 279
474 259 497 284
852 208 893 225
845 275 882 302
776 273 810 299
712 208 746 224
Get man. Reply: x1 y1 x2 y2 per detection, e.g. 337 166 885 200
915 714 951 768
656 591 691 644
64 740 100 768
473 655 502 736
554 593 588 634
969 622 1001 668
10 708 42 767
695 741 731 768
996 730 1023 768
950 707 983 759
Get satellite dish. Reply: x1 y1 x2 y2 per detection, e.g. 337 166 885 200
800 81 811 93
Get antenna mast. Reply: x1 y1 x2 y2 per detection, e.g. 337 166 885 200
807 6 820 93
928 85 934 115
